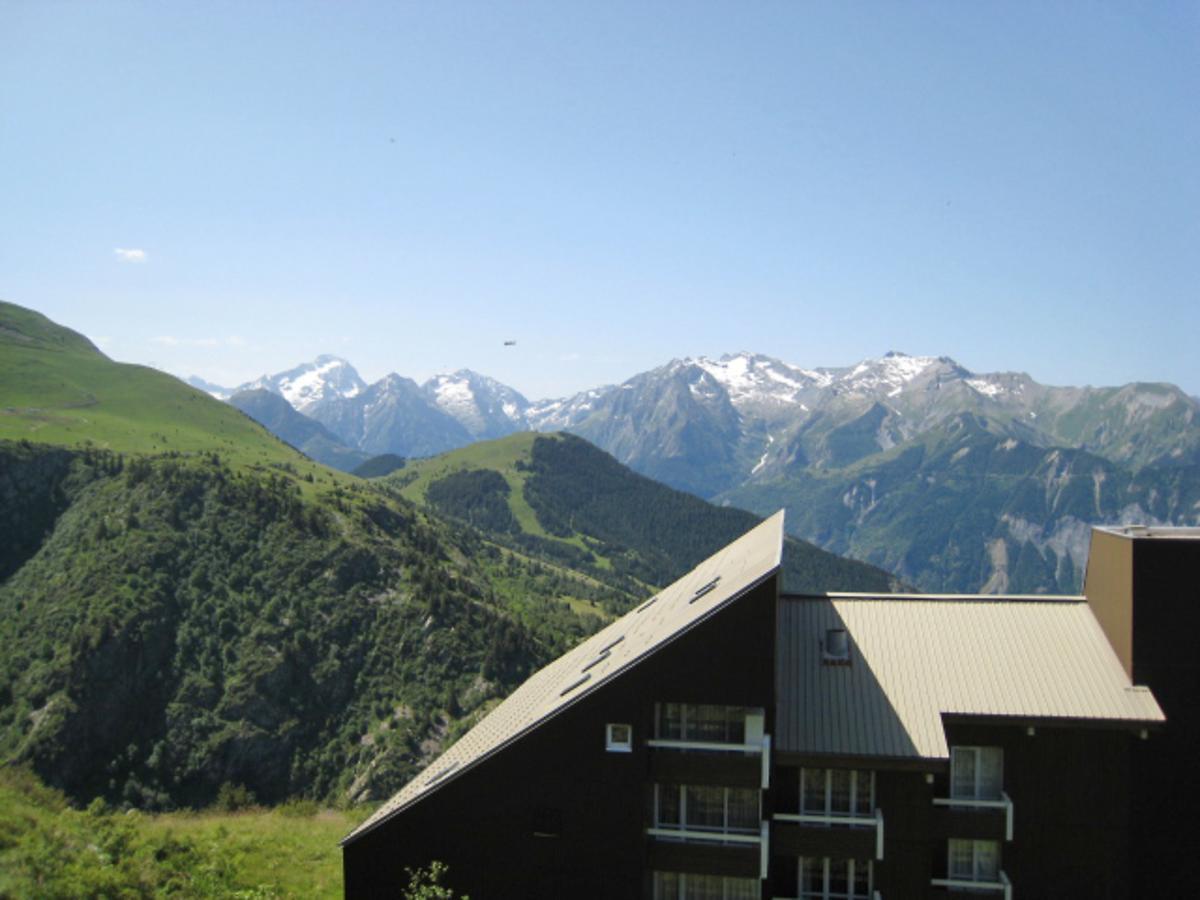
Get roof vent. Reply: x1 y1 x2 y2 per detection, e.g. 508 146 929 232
690 576 721 603
581 651 611 673
424 761 459 787
598 635 625 653
635 596 659 614
823 628 851 665
559 672 591 696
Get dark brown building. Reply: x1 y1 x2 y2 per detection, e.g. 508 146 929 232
1083 526 1200 897
342 515 1178 899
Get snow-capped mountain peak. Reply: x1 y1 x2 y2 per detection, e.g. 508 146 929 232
421 369 531 439
685 352 828 407
836 352 967 397
239 354 367 413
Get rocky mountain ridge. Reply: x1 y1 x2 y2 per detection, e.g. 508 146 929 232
195 350 1200 593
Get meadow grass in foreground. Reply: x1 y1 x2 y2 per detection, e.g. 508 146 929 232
0 768 367 898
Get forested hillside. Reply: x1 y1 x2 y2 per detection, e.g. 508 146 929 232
391 432 898 594
0 302 627 810
0 441 585 809
0 301 892 817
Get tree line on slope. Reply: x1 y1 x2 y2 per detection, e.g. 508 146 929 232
0 441 609 812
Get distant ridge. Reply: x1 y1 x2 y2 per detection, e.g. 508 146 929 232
204 348 1200 593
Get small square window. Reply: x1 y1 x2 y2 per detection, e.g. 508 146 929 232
606 723 632 752
823 628 850 664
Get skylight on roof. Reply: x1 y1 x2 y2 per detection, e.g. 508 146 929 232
581 651 611 673
690 576 722 603
559 673 591 696
424 761 459 786
599 635 625 653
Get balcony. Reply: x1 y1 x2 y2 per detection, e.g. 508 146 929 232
648 734 771 788
772 808 884 861
647 821 771 879
931 792 1013 841
931 870 1012 900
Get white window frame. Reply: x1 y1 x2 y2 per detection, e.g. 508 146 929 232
606 722 632 752
950 746 1003 801
799 768 875 821
797 856 873 900
651 783 762 839
654 703 765 744
652 870 760 900
822 628 850 663
947 838 1001 882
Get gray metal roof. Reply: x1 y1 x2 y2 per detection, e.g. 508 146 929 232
1093 525 1200 540
777 595 1164 761
344 510 785 844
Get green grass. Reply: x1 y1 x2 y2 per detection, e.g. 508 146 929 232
393 432 577 544
391 429 547 528
1 300 346 495
144 806 361 898
389 432 627 568
0 767 366 898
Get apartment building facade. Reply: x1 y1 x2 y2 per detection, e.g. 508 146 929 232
342 513 1170 899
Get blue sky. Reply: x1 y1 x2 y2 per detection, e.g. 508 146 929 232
2 2 1197 400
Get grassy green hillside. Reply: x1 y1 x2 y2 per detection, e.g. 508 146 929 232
0 442 576 809
0 766 359 898
0 300 326 476
0 300 889 828
387 431 898 594
1 303 619 810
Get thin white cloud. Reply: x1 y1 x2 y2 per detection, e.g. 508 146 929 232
114 247 148 263
91 335 113 348
150 335 248 348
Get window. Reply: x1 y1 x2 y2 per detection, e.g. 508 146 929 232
948 839 1000 883
652 871 759 900
800 768 875 821
653 784 761 838
656 704 758 743
950 746 1003 801
606 722 632 752
798 857 872 899
823 628 850 664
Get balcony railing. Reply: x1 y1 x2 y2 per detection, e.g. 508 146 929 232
932 791 1014 841
770 890 881 900
772 807 885 860
931 869 1011 900
646 826 760 845
647 733 772 788
647 821 770 877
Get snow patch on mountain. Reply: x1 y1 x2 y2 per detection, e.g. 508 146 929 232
690 352 823 407
840 352 941 394
966 378 1004 398
281 358 362 409
527 387 615 431
241 355 367 413
429 377 475 414
751 434 775 475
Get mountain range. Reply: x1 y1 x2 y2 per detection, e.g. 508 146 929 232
199 351 1200 593
1 299 891 812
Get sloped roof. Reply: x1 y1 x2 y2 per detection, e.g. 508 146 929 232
344 510 785 844
777 594 1164 761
